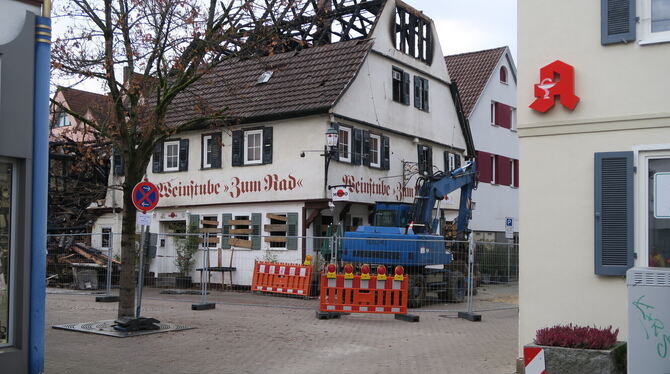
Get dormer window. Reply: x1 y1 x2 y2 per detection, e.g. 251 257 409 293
500 66 508 84
56 112 70 127
393 6 433 64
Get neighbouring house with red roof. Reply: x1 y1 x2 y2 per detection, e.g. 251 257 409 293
91 0 476 287
446 47 518 243
50 86 109 143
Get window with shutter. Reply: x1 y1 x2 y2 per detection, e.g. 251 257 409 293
338 126 352 163
594 152 634 275
414 76 429 111
202 133 222 169
392 67 405 103
113 148 124 176
369 134 381 168
417 145 432 175
601 0 636 45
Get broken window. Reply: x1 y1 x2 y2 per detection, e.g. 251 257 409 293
265 213 289 249
101 227 112 249
393 6 433 64
202 216 218 248
392 67 410 105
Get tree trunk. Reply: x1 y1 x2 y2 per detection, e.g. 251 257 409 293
117 169 142 319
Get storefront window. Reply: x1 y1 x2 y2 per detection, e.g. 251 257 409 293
0 161 13 345
648 158 670 267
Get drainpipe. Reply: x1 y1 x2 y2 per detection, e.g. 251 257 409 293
30 2 51 373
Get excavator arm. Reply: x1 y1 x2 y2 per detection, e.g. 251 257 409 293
410 161 477 238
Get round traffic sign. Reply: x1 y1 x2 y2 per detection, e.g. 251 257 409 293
132 180 160 212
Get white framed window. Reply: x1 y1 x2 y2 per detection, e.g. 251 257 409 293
640 0 670 44
56 112 70 127
369 134 381 168
635 147 670 268
244 130 262 165
490 102 496 125
163 140 180 172
491 155 497 184
509 160 515 187
511 108 517 131
448 153 456 171
203 135 213 168
101 227 112 249
338 126 352 163
500 66 508 84
202 215 218 248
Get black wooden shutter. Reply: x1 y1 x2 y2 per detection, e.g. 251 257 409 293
414 76 421 109
594 151 634 276
251 213 262 250
178 139 189 171
353 128 363 165
417 144 425 174
362 131 371 167
601 0 636 45
231 130 243 166
381 136 390 170
402 72 410 105
211 133 222 168
113 148 124 176
152 142 163 173
331 122 340 161
422 79 429 111
426 146 433 174
221 214 232 249
262 127 273 164
455 154 461 169
287 212 298 250
444 151 450 172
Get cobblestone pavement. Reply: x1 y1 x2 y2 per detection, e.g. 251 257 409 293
45 285 518 374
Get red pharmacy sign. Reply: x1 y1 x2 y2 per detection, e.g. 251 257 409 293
530 60 580 113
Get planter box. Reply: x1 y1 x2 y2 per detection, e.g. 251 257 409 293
523 342 626 374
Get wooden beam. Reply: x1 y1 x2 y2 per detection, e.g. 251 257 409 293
198 237 220 244
266 213 288 222
229 238 252 249
70 245 106 266
264 237 288 243
229 220 252 225
230 228 252 235
199 227 222 234
305 208 321 229
200 219 219 226
264 224 288 232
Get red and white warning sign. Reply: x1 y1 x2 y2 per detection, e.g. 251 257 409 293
331 187 350 202
524 346 546 374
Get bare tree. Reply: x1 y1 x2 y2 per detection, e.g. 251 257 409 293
51 0 299 318
51 0 383 318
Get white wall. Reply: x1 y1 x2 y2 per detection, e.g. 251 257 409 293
518 0 670 356
468 51 518 234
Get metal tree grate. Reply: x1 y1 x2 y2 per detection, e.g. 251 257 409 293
52 320 194 338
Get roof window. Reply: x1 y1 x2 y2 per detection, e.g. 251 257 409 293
257 71 274 84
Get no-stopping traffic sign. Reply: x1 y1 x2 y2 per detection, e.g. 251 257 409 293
132 179 160 213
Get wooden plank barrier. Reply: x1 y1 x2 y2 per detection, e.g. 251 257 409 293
251 261 312 296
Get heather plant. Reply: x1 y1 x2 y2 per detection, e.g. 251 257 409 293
534 324 619 350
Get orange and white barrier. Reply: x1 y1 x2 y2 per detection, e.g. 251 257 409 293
319 264 408 314
251 261 312 296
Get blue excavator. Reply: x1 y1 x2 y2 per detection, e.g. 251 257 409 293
333 161 478 307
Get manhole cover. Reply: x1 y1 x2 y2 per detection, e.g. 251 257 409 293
52 320 194 338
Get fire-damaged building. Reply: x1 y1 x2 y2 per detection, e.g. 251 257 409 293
90 0 476 286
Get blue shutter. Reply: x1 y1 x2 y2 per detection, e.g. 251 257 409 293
152 143 163 173
287 213 298 250
353 128 363 165
381 136 390 170
595 152 634 275
402 72 410 105
221 214 232 249
113 148 124 176
251 213 262 250
231 130 243 166
601 0 636 45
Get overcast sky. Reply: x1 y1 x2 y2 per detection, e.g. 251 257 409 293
408 0 517 62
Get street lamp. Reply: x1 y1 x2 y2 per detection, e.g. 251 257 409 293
323 125 339 192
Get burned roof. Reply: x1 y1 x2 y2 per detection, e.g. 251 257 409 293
445 47 507 117
166 38 373 125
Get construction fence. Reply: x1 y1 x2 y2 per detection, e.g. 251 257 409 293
45 232 518 314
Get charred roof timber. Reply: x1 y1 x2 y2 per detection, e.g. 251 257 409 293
392 2 433 64
240 0 385 54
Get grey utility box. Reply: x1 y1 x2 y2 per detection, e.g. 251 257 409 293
626 267 670 374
